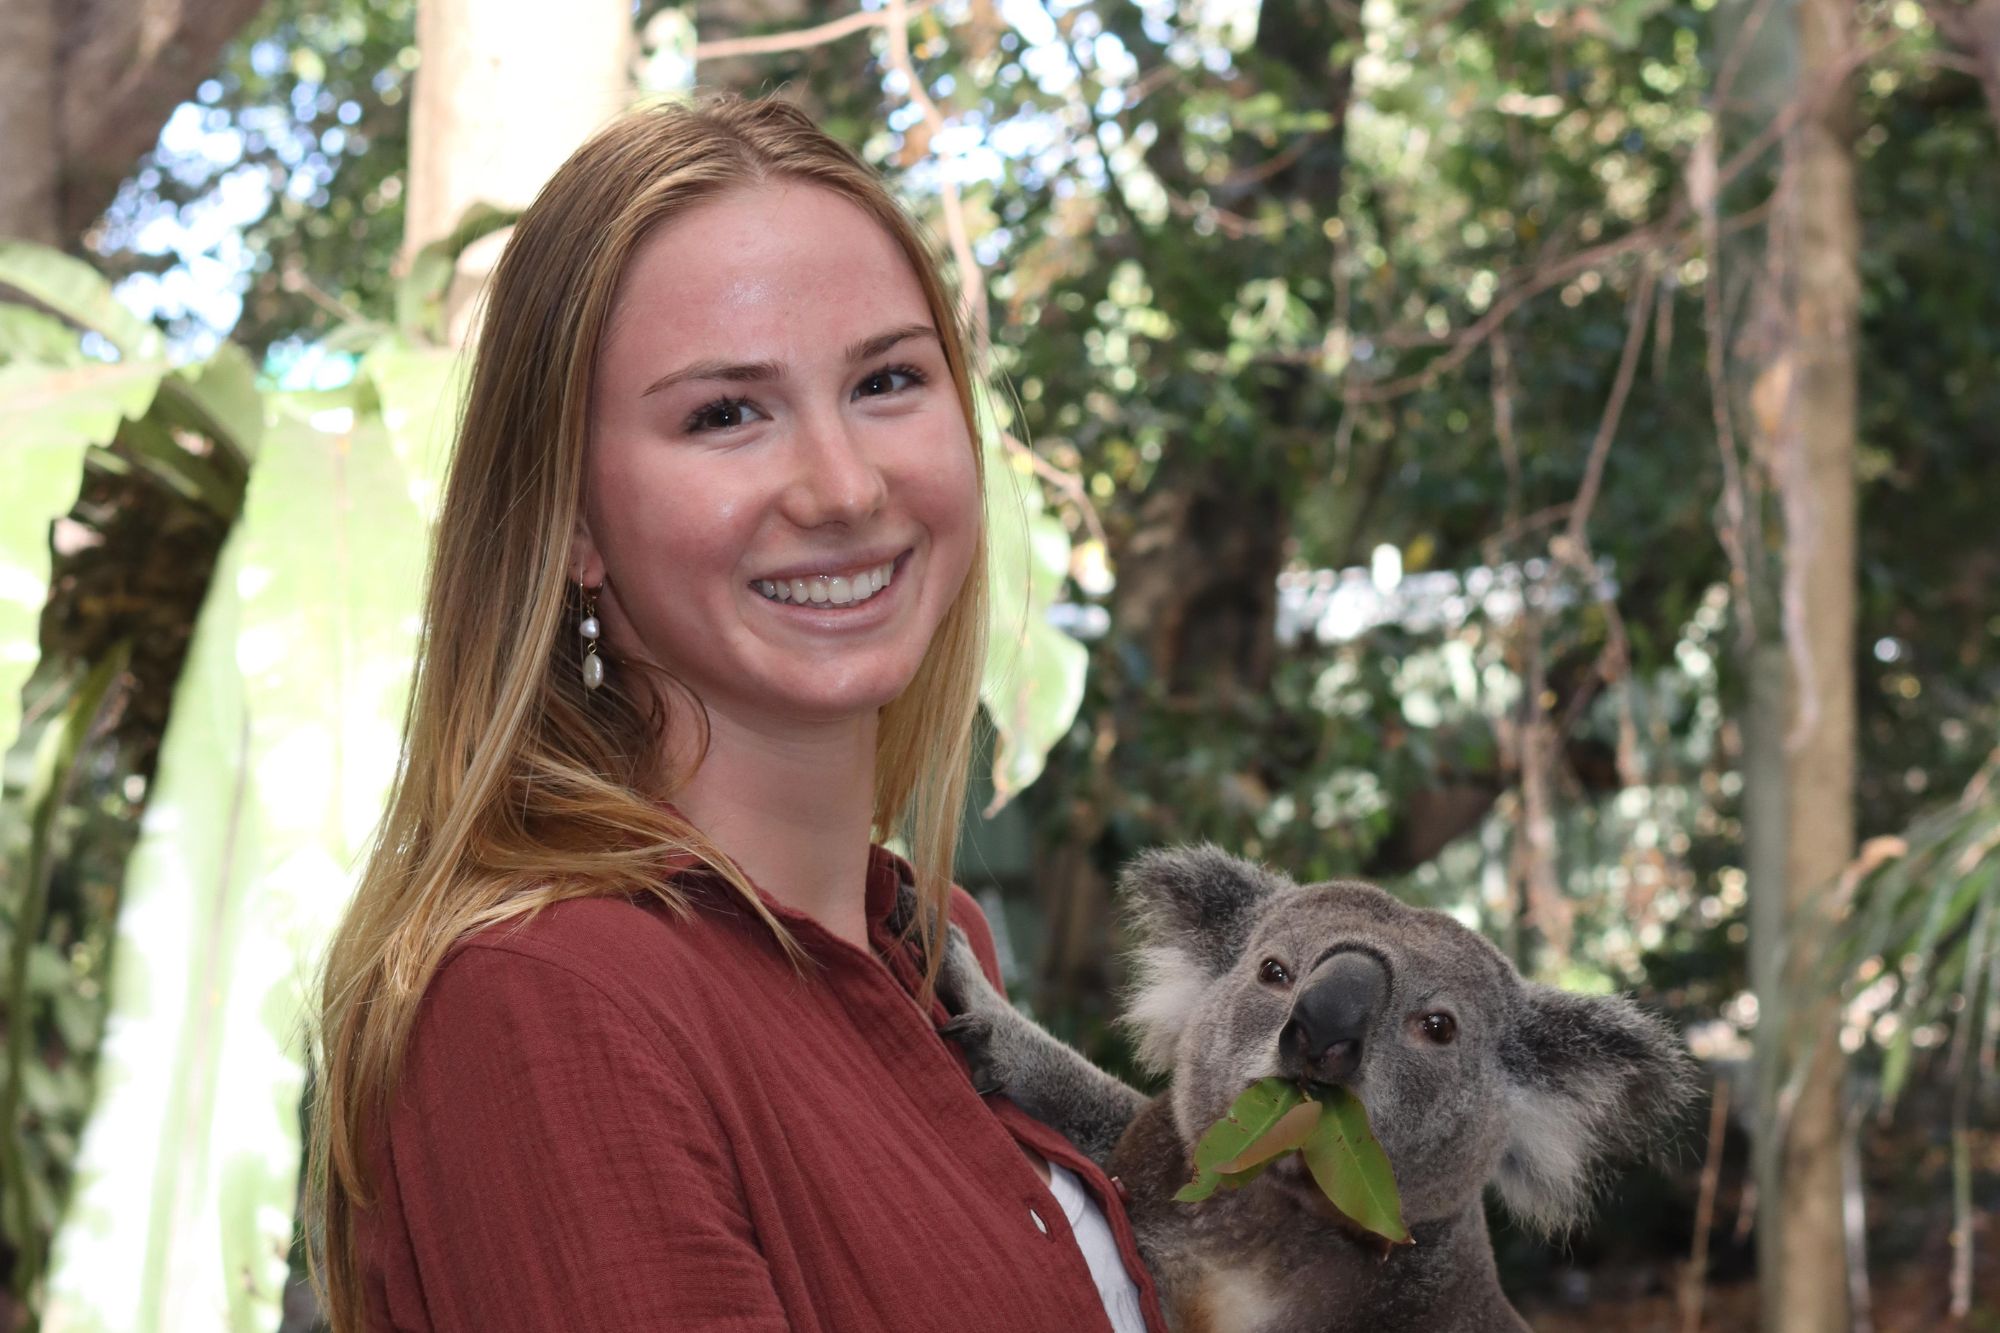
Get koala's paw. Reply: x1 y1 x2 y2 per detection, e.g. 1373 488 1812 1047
934 924 1032 1098
932 920 988 1013
940 1011 1007 1096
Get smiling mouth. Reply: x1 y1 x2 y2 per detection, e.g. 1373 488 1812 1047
752 554 901 608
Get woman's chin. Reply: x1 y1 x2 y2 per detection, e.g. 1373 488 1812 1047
724 668 924 728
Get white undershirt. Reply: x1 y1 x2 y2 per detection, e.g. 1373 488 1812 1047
1045 1160 1149 1333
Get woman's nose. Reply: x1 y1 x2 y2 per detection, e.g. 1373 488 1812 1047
781 410 888 528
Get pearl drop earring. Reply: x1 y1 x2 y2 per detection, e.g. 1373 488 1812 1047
579 585 604 691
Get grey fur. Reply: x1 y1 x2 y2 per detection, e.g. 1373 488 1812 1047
934 845 1696 1333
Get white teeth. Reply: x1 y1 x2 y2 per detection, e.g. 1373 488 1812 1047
754 560 897 607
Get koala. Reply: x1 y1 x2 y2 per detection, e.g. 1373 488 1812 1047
934 845 1696 1333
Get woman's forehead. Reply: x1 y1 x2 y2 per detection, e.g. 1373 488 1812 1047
598 181 934 377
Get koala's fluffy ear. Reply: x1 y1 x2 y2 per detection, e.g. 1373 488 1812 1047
1118 845 1290 1075
1492 985 1697 1234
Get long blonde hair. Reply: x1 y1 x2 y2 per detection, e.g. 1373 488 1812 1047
309 94 989 1326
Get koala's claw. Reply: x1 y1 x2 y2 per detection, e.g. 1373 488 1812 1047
940 1012 990 1041
939 1013 1006 1095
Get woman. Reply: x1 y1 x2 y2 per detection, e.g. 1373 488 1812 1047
310 94 1164 1332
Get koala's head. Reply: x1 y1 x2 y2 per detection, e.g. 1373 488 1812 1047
1119 845 1695 1233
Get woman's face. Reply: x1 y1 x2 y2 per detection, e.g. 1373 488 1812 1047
573 181 981 731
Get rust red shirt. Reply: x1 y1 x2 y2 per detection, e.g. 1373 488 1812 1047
357 846 1170 1331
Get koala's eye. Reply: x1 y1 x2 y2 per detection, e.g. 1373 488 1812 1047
1258 958 1292 987
1420 1012 1458 1045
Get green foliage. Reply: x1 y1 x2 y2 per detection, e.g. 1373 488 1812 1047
94 0 418 356
1 645 129 1294
1827 750 2000 1107
43 394 430 1332
392 202 518 344
0 246 164 361
0 356 162 766
1176 1076 1411 1246
1299 1085 1411 1247
982 436 1089 802
1176 1076 1313 1201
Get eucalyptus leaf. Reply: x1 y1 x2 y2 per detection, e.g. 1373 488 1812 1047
1215 1097 1324 1174
1174 1077 1310 1203
1174 1078 1412 1245
1300 1085 1412 1245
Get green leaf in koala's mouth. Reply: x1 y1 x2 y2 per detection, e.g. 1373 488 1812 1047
1175 1078 1412 1246
1175 1078 1317 1202
1300 1085 1411 1245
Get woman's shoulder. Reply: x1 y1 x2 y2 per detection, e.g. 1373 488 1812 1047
430 890 743 1023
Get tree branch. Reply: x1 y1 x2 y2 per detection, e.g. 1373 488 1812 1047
58 0 271 237
693 0 939 61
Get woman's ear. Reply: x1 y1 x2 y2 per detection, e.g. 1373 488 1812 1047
569 509 606 587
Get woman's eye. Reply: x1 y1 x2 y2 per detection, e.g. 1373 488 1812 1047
686 397 764 433
1258 958 1291 986
1420 1012 1458 1045
854 363 926 399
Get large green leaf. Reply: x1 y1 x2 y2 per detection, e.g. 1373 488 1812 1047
44 400 429 1332
364 335 470 522
0 359 166 764
0 244 163 361
980 435 1088 807
395 201 518 345
155 343 265 465
0 306 85 367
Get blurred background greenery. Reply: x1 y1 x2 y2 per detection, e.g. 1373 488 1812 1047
1 0 1996 1329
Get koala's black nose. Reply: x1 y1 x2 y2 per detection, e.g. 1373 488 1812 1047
1284 950 1388 1084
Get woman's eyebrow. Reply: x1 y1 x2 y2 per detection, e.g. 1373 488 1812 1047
641 357 783 397
640 324 938 399
845 323 937 363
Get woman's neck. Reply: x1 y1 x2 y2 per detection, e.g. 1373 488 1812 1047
669 703 879 951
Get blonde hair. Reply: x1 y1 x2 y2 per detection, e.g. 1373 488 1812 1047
308 94 989 1326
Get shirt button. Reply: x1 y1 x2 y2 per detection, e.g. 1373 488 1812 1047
1110 1174 1131 1205
1029 1206 1048 1235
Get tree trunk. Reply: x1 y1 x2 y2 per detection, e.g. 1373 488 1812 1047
55 0 272 240
0 0 62 241
1743 0 1862 1329
0 0 268 244
404 0 633 340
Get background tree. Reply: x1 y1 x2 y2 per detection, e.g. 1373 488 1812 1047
0 0 268 244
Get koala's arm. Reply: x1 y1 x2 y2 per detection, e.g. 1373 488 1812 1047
936 924 1149 1168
